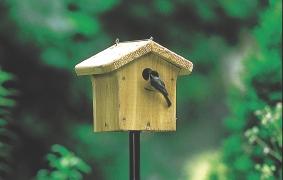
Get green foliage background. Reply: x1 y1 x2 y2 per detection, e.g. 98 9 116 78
0 0 281 179
219 1 282 179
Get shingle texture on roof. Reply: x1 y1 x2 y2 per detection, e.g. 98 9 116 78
75 39 193 76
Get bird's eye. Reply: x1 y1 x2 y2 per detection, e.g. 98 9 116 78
142 68 152 80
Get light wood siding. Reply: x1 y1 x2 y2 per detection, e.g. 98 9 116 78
117 53 180 131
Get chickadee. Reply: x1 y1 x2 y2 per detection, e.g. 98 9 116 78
142 68 172 107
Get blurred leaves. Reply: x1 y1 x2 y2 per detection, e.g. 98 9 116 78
219 0 282 179
217 0 259 19
69 12 100 36
0 71 15 107
245 103 282 179
0 70 16 179
185 0 282 179
191 0 217 21
36 144 91 180
0 0 280 179
185 151 227 180
153 0 175 15
70 124 129 180
3 0 118 70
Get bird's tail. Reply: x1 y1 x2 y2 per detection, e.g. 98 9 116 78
163 94 172 107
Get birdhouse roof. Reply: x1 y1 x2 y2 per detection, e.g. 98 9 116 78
75 39 193 76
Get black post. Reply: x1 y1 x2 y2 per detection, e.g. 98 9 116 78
129 131 140 180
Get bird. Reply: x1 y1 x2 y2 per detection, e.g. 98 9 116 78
142 68 172 107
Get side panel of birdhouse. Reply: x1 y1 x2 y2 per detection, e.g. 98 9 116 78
117 53 180 131
91 74 119 132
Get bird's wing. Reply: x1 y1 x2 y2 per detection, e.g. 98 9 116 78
150 76 168 95
150 74 165 86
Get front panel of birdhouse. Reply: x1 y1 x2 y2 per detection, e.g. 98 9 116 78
91 53 179 132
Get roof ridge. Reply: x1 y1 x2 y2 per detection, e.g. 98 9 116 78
75 40 193 76
117 38 151 44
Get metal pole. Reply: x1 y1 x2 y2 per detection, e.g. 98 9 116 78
129 131 140 180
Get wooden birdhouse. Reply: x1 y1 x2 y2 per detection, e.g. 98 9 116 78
75 39 193 132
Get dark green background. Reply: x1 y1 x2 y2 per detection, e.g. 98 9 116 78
0 0 281 179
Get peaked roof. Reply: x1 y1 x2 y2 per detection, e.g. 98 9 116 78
75 39 193 76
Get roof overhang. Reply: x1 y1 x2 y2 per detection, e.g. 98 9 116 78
75 39 193 76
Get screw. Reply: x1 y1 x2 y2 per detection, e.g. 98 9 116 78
115 38 119 46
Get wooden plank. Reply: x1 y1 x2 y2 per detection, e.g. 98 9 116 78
91 74 119 132
117 53 180 131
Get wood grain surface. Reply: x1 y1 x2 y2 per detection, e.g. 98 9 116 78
92 53 180 132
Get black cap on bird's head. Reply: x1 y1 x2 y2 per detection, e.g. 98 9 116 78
142 68 152 80
151 70 159 77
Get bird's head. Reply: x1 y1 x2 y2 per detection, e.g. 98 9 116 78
151 70 159 77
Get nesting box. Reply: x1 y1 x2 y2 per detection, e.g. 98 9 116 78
75 39 193 132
